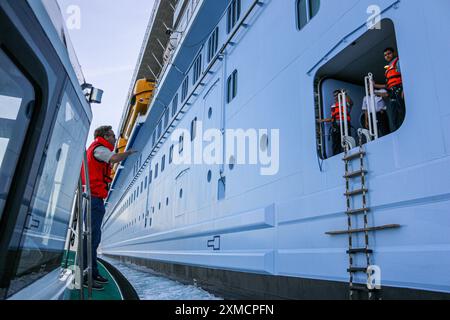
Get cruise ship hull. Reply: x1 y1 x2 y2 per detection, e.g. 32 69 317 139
101 0 450 299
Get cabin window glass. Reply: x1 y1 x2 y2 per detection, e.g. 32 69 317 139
6 83 89 297
182 76 189 102
191 117 198 141
227 0 241 33
157 121 162 139
0 50 35 222
193 54 202 85
227 70 238 103
155 163 159 179
172 94 179 117
169 145 174 164
208 27 219 63
179 133 184 154
162 155 166 172
297 0 320 30
314 19 405 160
164 107 169 129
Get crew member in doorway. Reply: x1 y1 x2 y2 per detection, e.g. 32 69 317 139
373 47 405 131
362 89 391 137
318 89 354 156
82 126 137 290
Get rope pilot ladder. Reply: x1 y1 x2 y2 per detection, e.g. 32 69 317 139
325 98 401 299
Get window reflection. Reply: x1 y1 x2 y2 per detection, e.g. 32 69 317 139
7 86 88 297
0 49 35 221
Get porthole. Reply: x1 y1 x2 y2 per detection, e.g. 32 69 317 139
260 134 269 152
207 170 212 183
208 107 213 119
229 156 236 171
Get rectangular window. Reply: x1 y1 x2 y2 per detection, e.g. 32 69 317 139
182 76 189 102
297 0 320 30
164 107 169 129
157 121 162 139
227 70 238 103
208 27 219 63
227 0 241 33
172 94 179 117
149 170 153 184
169 145 174 164
155 163 159 179
5 83 89 297
141 181 144 194
179 134 184 154
191 117 198 141
145 176 148 189
193 54 202 84
0 49 35 222
162 155 166 172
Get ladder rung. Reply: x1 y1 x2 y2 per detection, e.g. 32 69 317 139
347 248 373 254
350 284 378 292
326 224 401 236
343 151 366 161
345 188 368 197
346 208 370 215
344 170 367 179
348 267 368 273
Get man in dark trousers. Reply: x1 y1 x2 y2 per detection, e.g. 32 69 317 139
82 126 136 290
374 47 405 131
318 89 354 156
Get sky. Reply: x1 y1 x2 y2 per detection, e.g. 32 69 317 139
57 0 155 144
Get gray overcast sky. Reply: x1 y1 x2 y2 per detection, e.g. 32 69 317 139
57 0 155 145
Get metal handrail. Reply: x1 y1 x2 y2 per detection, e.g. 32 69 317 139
338 90 356 151
364 73 379 140
82 151 93 299
338 91 350 143
76 180 85 300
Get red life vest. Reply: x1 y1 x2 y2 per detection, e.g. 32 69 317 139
81 137 114 199
331 101 351 122
385 57 403 89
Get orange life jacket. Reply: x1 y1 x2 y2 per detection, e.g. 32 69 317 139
331 101 351 122
385 57 403 89
81 137 114 199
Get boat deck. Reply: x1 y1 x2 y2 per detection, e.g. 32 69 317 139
65 259 138 300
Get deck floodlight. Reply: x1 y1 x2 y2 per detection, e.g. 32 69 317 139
82 83 104 104
89 87 104 104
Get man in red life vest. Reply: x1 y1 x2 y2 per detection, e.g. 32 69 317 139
373 47 405 131
318 89 353 156
82 126 136 290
